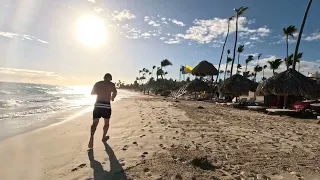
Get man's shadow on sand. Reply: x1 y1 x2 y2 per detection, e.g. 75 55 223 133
87 142 127 180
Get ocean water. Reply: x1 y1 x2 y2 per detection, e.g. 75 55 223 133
0 82 137 140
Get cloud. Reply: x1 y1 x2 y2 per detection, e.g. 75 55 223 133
0 68 64 83
0 31 49 44
172 19 185 26
269 32 299 44
148 21 161 27
304 32 320 41
165 38 181 44
144 16 150 21
160 37 166 40
111 9 135 21
88 0 95 3
141 32 152 38
93 7 104 13
176 17 270 44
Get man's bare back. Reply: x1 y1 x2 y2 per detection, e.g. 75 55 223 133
91 81 117 102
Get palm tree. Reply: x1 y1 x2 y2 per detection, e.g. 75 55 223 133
268 59 283 75
230 6 248 76
151 65 156 78
139 70 142 79
236 45 244 73
293 0 313 70
257 53 262 65
156 68 164 79
253 65 263 82
227 70 231 77
216 16 234 81
161 59 173 69
244 55 254 75
283 25 298 69
224 57 233 80
219 70 224 77
262 65 267 80
296 52 303 72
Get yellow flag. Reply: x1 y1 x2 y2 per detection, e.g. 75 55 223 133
185 65 193 74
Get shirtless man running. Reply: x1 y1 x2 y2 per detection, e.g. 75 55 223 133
88 73 117 149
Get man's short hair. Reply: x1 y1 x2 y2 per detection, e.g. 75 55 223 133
104 73 112 81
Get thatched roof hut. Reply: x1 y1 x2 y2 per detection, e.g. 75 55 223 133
219 74 257 95
256 69 320 98
186 79 209 92
192 60 218 76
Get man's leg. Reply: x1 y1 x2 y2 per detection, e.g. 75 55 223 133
88 119 99 149
102 118 110 141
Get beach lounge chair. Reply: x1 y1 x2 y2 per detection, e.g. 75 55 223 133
242 97 256 106
229 98 247 107
266 108 295 115
247 106 269 111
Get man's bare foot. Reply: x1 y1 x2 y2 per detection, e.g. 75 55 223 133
88 138 94 149
102 136 109 142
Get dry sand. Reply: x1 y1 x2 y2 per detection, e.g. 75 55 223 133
1 95 320 180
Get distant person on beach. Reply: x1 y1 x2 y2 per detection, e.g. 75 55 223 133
88 73 117 149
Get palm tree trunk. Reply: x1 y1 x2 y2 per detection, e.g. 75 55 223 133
286 35 289 69
236 53 240 73
224 63 228 80
273 69 275 75
263 69 265 78
230 16 239 77
245 64 247 74
293 0 313 70
216 21 230 81
298 62 300 72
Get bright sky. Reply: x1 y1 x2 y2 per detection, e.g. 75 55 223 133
0 0 319 85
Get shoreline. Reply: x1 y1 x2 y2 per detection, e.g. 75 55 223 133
1 96 320 180
0 89 138 142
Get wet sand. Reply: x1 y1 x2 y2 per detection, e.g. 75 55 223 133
1 96 320 180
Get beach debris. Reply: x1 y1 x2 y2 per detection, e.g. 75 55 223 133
71 163 86 172
190 157 215 171
197 106 205 109
174 100 180 102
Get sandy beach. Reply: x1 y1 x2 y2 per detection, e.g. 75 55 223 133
1 95 320 180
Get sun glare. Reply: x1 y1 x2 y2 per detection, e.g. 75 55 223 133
76 14 107 47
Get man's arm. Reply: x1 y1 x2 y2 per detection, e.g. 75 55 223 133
91 83 97 95
111 83 117 101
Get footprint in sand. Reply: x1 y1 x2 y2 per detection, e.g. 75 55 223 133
141 152 149 158
159 135 164 139
71 163 86 172
122 145 129 151
140 134 146 138
133 142 138 145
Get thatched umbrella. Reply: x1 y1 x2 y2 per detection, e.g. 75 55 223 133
192 60 218 76
256 69 320 98
219 74 257 96
186 79 209 92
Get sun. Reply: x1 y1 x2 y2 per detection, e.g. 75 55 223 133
76 14 107 47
